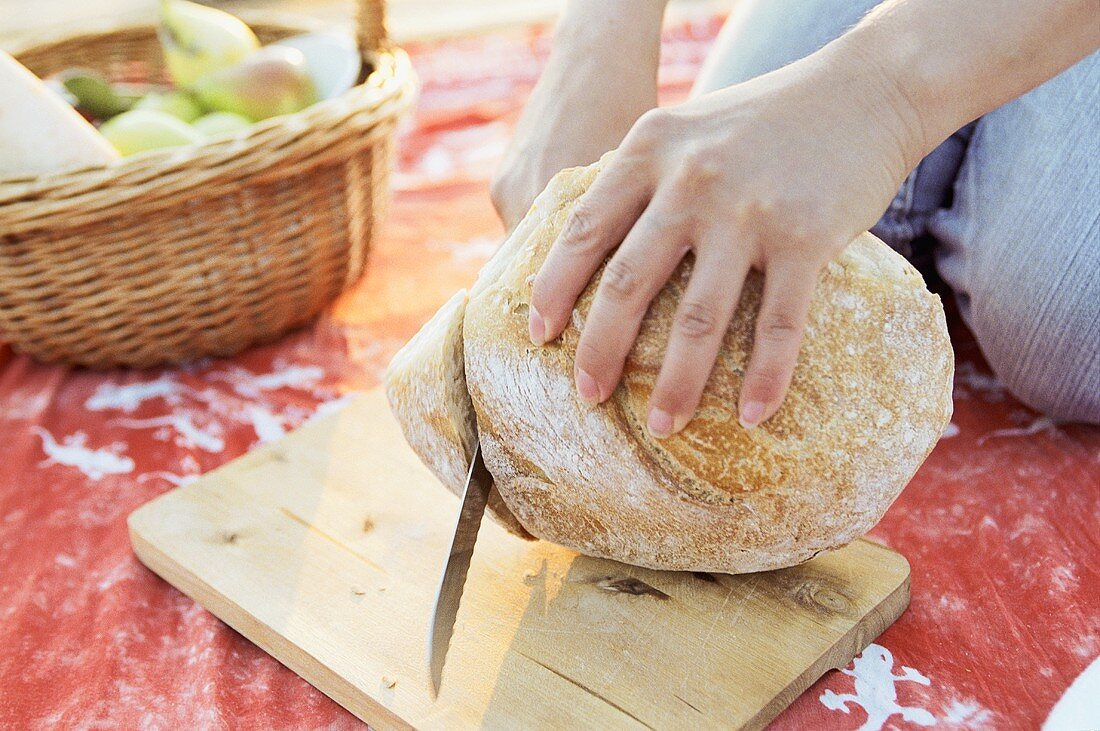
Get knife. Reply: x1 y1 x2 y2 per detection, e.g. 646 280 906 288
428 440 494 697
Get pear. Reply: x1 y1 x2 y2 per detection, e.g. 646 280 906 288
99 109 204 155
135 90 203 122
192 111 252 137
193 46 318 121
43 77 79 107
159 0 259 89
275 32 361 100
58 69 133 120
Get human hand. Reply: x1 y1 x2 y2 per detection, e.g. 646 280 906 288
528 50 925 435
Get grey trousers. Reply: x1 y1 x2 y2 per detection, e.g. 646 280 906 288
693 0 1100 423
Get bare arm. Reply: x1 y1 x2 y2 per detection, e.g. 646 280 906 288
490 0 667 230
847 0 1100 164
527 0 1099 437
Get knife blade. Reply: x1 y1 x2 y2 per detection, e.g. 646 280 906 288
428 440 493 697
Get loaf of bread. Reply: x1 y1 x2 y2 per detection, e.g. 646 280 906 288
387 156 953 573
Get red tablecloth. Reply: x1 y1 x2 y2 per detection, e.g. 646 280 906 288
1 16 1097 730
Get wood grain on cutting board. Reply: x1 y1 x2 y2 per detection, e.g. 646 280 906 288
128 390 910 730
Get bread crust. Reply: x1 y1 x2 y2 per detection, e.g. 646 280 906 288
462 158 953 572
384 290 531 538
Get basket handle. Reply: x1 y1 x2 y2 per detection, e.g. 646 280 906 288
357 0 389 55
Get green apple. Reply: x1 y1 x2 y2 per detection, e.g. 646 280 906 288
159 0 259 89
99 108 204 155
193 46 318 121
192 111 252 137
135 90 203 122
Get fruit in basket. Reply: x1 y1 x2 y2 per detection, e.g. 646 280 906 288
58 69 134 120
159 0 260 88
192 111 252 137
275 32 361 100
193 46 317 121
99 108 204 155
134 90 203 122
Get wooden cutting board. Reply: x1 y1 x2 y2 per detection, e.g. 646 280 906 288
128 390 910 730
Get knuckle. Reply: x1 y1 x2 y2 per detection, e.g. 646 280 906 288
599 256 641 302
757 312 802 343
575 337 607 368
680 150 721 181
529 275 552 309
559 202 600 252
637 108 670 132
732 198 776 230
676 300 721 339
630 109 672 146
769 207 849 252
679 148 705 169
668 159 717 200
652 386 693 416
530 272 573 319
745 364 788 400
636 214 679 244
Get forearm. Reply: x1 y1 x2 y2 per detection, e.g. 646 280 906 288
829 0 1100 165
521 0 668 160
553 0 668 80
492 0 668 228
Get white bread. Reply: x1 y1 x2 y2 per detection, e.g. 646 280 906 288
0 51 118 177
390 157 954 572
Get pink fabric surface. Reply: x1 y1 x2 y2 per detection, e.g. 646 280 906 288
1 15 1097 730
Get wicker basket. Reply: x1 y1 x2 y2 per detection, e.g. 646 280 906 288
0 0 416 368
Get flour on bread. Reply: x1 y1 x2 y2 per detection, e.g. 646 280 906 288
390 155 953 572
460 157 953 573
384 289 531 537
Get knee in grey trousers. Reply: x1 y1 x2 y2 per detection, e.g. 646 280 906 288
693 0 1100 423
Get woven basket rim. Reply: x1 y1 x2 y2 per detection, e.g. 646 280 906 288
0 12 416 189
0 14 418 234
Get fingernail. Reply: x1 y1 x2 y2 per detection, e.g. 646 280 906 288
575 369 601 404
529 306 546 346
647 408 674 439
739 401 766 429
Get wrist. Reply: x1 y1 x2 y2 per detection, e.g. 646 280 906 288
815 30 936 173
826 0 1100 171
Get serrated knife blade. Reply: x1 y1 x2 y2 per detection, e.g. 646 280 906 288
428 441 493 697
